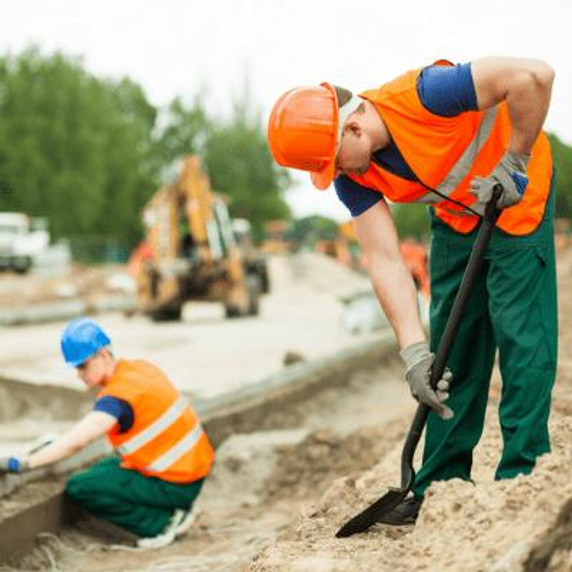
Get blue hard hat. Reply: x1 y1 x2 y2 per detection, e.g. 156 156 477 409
60 317 111 367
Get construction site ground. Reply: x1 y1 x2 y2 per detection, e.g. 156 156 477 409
1 246 572 571
0 253 375 398
0 265 126 308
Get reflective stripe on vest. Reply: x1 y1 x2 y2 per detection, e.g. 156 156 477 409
146 422 205 473
414 107 498 207
117 395 187 456
99 359 215 483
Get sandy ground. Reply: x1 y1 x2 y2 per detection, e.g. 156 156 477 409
0 264 132 308
2 247 571 571
0 254 375 400
245 246 572 572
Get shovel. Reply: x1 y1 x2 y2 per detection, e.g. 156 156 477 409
336 184 502 538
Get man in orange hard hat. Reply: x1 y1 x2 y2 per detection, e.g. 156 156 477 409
267 58 557 525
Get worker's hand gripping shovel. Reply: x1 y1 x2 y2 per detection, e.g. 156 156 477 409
336 184 503 538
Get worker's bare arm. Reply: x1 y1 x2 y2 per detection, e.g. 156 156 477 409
471 57 554 155
353 201 425 349
27 411 117 469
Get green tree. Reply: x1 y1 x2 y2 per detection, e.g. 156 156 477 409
391 203 431 240
548 133 572 220
201 99 291 242
289 215 339 249
154 91 292 243
0 48 293 256
157 95 209 167
0 48 160 256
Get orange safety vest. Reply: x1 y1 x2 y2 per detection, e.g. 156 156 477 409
349 60 553 235
98 359 215 484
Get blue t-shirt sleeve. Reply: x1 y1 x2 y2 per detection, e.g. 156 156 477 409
334 175 384 217
94 396 134 433
417 62 478 117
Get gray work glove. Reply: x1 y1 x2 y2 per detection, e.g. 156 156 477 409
400 342 454 420
0 457 30 476
469 151 530 214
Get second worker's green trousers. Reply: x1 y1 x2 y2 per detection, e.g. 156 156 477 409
413 188 557 497
66 457 205 538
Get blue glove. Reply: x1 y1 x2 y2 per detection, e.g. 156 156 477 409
0 457 30 475
470 151 530 213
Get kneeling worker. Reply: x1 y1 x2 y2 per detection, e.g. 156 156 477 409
0 317 215 549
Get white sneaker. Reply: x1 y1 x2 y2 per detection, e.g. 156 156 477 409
137 509 196 550
174 509 197 536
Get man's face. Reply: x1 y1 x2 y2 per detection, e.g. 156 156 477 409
76 351 107 389
334 124 371 178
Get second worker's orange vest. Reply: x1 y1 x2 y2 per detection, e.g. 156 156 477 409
349 60 553 236
98 359 215 484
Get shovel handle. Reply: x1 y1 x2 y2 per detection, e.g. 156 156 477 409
400 184 503 489
429 184 502 388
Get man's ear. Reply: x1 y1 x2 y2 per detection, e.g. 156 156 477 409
100 347 112 360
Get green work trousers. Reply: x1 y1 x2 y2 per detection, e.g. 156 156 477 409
413 187 557 497
66 457 205 538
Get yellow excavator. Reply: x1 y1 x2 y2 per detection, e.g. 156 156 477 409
134 156 269 321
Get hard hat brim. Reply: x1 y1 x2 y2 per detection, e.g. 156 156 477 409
311 160 337 190
66 356 89 368
310 82 338 191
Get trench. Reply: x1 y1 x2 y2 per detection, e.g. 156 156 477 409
0 336 413 571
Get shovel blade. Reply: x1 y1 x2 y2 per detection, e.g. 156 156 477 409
336 488 407 538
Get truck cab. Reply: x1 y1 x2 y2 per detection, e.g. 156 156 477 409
0 213 49 273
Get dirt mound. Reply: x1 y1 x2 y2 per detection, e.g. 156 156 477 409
249 397 572 572
196 430 310 510
247 244 572 572
522 497 572 571
265 422 406 502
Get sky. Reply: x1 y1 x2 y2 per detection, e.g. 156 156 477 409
0 0 569 221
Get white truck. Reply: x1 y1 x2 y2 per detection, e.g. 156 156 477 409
0 213 50 273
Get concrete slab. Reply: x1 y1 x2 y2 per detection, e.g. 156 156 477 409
0 493 70 564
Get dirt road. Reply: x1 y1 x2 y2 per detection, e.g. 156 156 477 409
0 254 374 399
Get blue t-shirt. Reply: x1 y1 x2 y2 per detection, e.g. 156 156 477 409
335 62 478 217
94 396 134 433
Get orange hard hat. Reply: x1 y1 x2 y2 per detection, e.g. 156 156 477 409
267 83 339 190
